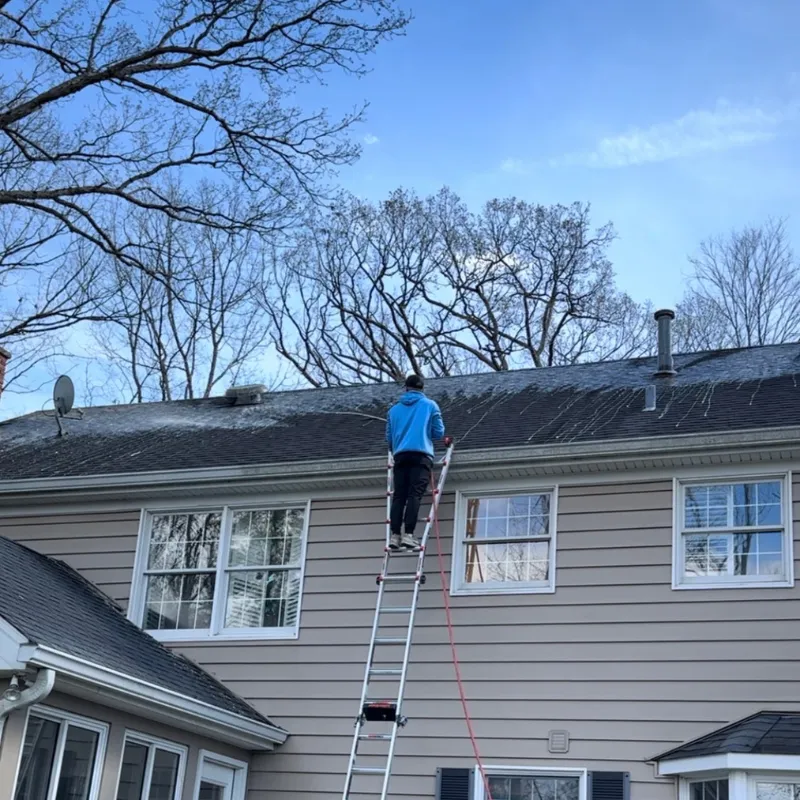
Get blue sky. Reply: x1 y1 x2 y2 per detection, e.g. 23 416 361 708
3 0 800 418
332 0 800 305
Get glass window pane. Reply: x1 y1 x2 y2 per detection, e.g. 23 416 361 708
144 574 215 631
229 509 304 567
148 513 220 570
148 749 180 800
734 531 785 577
116 742 148 800
684 534 730 576
464 542 550 584
14 717 60 800
56 726 99 800
757 784 793 800
733 481 782 527
685 485 729 529
225 569 300 628
691 781 729 800
464 494 550 542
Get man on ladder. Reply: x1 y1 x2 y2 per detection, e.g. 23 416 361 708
386 374 447 552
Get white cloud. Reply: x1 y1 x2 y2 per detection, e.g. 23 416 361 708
363 133 380 145
553 100 797 169
500 158 527 174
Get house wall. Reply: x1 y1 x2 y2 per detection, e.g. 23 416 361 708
3 468 800 800
0 690 249 800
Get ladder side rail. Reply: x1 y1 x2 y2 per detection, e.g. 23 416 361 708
385 450 393 549
378 442 454 800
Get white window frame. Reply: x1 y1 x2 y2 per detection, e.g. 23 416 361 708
113 730 188 800
129 500 311 642
192 750 248 800
672 472 794 590
747 772 800 800
473 765 587 800
12 705 109 800
450 486 558 596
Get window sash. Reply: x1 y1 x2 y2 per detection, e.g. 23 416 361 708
116 736 185 800
682 480 783 531
15 711 105 800
461 492 554 544
139 504 307 636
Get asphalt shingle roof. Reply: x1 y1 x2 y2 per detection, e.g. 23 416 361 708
657 712 800 760
3 344 800 480
0 535 280 730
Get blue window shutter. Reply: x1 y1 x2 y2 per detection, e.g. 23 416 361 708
436 767 473 800
588 772 631 800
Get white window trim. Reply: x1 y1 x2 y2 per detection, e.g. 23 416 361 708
129 500 311 642
113 730 189 800
192 750 248 800
747 771 800 800
450 486 558 596
672 472 795 590
12 705 109 800
473 764 587 800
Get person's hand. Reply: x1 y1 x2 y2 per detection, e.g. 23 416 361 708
444 436 453 446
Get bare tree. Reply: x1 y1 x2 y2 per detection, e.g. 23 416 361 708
675 218 800 351
91 185 270 402
263 188 650 386
0 0 408 389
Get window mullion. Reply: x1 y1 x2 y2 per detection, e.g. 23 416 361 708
46 721 69 800
211 507 234 636
142 744 156 800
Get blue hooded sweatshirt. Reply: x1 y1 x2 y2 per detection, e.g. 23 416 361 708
386 390 445 457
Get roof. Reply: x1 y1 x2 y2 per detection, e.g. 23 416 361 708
657 712 800 760
0 534 282 731
3 344 800 480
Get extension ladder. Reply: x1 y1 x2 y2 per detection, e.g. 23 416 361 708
342 440 455 800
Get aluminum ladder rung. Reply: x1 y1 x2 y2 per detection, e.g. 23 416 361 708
342 441 455 800
351 766 387 776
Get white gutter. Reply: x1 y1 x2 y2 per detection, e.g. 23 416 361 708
1 425 799 497
26 646 287 751
0 668 55 720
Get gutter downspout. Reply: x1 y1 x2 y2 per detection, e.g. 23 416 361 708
0 669 55 720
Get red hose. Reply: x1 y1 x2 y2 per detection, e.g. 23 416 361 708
430 474 494 800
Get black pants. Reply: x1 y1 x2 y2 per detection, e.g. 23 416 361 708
390 451 433 535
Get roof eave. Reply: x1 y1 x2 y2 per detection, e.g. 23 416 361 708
1 424 800 500
27 646 287 751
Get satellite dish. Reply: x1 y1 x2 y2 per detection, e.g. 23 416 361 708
53 375 75 417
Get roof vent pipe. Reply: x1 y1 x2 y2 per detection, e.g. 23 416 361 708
654 309 676 377
0 669 55 720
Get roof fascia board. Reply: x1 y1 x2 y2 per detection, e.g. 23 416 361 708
2 425 800 500
26 646 286 750
0 615 29 672
657 754 800 776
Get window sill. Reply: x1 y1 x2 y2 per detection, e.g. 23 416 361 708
145 627 300 643
451 583 556 597
673 577 794 590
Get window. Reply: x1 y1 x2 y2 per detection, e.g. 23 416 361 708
13 708 107 800
452 489 557 594
674 476 793 588
690 780 729 800
132 503 309 641
487 773 580 800
193 751 248 800
755 783 800 800
115 734 186 800
474 769 585 800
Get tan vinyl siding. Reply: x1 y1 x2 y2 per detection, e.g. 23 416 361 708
0 691 248 800
0 511 141 609
3 471 800 800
